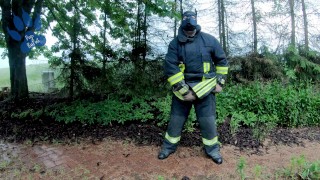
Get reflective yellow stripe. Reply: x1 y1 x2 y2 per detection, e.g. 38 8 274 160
202 136 218 146
178 86 189 95
179 64 185 73
196 79 216 98
202 62 210 81
173 91 184 100
168 72 184 86
203 62 210 74
216 66 229 75
165 132 181 144
193 78 215 93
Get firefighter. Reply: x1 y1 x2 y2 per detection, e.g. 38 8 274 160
158 11 229 164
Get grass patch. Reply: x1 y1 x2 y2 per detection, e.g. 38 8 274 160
0 64 59 92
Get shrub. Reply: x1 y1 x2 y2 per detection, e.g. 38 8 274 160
47 96 154 125
216 81 320 128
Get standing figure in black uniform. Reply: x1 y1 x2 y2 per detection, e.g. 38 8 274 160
158 11 229 164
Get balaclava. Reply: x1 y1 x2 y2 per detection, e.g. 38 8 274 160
181 11 197 31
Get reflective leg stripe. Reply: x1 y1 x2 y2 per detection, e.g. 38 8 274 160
165 132 181 144
216 66 229 75
168 72 184 86
202 136 218 146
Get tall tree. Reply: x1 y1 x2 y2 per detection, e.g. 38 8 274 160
301 0 309 51
1 0 44 100
289 0 296 46
46 0 97 98
218 0 227 55
173 0 177 37
250 0 258 54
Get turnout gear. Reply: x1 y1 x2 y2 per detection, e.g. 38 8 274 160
165 25 228 100
160 11 228 165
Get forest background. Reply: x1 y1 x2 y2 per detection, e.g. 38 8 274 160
0 0 319 140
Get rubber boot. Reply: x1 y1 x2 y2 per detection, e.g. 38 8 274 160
205 144 223 164
158 139 177 160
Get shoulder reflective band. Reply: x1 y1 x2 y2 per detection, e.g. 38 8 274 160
216 66 229 75
168 72 184 86
202 136 218 146
165 132 181 144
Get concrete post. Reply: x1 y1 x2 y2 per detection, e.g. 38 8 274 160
42 71 55 92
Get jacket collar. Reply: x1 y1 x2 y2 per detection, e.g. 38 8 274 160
177 25 201 43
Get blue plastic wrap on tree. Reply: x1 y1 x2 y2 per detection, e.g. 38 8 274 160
7 27 22 41
34 14 42 31
22 9 33 28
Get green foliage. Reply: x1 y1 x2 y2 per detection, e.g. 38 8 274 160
111 60 167 98
284 45 320 82
184 108 197 133
0 160 11 171
152 94 172 127
216 81 320 129
281 155 320 180
47 96 154 125
9 80 319 135
253 165 263 179
10 108 45 120
229 53 284 83
236 157 247 180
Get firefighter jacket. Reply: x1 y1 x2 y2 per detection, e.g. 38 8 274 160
164 25 229 100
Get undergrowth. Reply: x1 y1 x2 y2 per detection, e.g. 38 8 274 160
235 155 320 180
7 81 320 140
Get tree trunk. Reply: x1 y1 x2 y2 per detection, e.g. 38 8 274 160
180 0 182 16
218 0 222 43
143 2 147 62
301 0 309 51
251 0 258 54
132 0 142 63
102 9 108 74
1 0 42 100
69 8 80 99
174 0 177 37
8 42 29 100
220 0 227 54
289 0 296 46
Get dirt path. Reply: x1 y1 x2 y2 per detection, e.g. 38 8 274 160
1 138 320 180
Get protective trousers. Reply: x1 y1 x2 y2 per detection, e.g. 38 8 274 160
161 93 219 156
